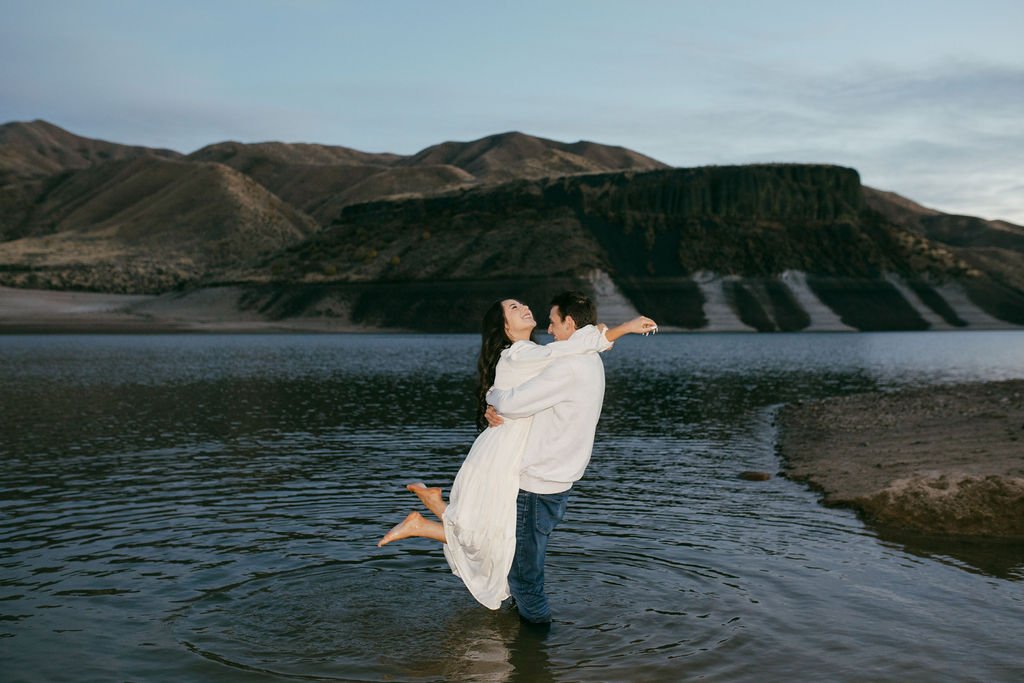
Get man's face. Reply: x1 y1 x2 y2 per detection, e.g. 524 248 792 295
547 305 576 341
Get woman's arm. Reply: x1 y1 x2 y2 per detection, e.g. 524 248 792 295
603 316 658 342
487 361 574 419
505 324 612 365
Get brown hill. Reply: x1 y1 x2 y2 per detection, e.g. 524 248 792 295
180 155 475 225
864 186 1024 251
399 131 669 183
0 119 180 182
864 186 1024 292
187 140 401 167
0 120 184 241
311 164 477 220
1 120 1020 329
182 132 666 224
0 157 316 292
186 141 475 224
191 161 384 220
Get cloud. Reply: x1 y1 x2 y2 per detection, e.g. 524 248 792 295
613 59 1024 223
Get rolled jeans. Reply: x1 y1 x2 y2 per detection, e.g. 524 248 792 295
508 489 570 623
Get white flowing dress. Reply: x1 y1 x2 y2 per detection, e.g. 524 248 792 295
442 325 612 608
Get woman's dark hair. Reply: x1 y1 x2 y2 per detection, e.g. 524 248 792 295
475 299 535 431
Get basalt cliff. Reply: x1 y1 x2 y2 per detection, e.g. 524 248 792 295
1 120 1021 332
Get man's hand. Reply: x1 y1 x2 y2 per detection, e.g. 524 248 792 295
627 315 658 335
603 316 658 342
485 405 504 428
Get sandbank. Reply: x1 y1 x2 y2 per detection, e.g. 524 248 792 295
777 380 1024 539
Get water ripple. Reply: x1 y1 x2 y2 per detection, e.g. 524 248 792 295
2 333 1023 681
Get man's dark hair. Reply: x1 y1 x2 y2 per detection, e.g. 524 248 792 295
549 290 596 328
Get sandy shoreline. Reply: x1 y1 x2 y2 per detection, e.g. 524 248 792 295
777 380 1024 539
0 285 385 333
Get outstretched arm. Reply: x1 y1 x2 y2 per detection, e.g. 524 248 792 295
603 316 658 342
506 324 612 365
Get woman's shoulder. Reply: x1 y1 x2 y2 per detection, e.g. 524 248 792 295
502 340 538 357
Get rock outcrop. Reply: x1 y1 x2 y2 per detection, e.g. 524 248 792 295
239 164 1023 330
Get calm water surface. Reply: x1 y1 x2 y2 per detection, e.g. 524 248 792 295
1 332 1023 682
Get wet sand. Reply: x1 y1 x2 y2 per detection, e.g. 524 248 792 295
777 380 1024 539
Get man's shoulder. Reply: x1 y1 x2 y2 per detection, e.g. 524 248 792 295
558 350 604 373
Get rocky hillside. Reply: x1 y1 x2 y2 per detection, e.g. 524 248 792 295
186 130 668 224
864 187 1024 298
0 120 1021 330
397 131 669 183
229 164 1022 331
0 120 675 293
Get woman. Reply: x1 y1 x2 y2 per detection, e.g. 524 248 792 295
378 298 656 609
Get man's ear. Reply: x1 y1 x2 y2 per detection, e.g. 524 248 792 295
564 315 578 332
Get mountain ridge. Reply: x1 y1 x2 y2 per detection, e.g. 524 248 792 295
0 119 1021 330
0 119 180 182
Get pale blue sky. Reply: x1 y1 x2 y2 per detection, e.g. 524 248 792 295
2 0 1022 222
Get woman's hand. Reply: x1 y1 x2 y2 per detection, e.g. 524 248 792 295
485 405 504 428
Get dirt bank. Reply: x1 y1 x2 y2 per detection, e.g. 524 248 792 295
777 380 1024 539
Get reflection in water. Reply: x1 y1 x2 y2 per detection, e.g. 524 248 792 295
1 332 1023 682
873 527 1024 581
439 608 555 683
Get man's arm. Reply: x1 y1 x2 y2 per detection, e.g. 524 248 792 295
603 316 658 342
486 360 574 420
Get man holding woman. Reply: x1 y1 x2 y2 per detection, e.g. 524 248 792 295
379 291 656 624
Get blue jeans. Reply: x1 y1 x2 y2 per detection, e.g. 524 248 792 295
508 489 570 624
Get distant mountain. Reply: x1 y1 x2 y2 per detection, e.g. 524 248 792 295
260 165 955 283
188 139 401 168
187 131 668 223
185 152 474 224
399 131 669 183
0 155 316 292
865 187 1024 252
232 165 1023 331
864 187 1024 295
0 120 1020 331
310 164 477 222
0 121 672 293
0 119 179 182
0 120 184 242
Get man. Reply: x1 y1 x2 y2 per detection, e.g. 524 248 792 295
485 290 610 624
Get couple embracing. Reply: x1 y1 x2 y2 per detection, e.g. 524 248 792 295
378 291 657 624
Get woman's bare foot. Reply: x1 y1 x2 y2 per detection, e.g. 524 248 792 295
406 482 447 519
377 511 445 546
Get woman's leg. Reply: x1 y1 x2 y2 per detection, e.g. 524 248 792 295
377 511 446 547
407 482 447 519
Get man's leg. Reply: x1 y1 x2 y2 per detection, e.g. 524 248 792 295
507 489 569 624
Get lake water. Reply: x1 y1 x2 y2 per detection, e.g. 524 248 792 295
1 332 1023 682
